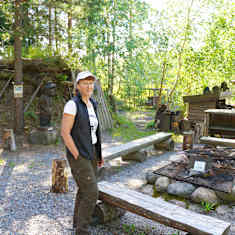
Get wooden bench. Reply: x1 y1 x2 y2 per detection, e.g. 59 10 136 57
98 181 231 235
200 136 235 148
102 132 173 161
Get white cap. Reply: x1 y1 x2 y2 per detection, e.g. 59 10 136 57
76 71 96 83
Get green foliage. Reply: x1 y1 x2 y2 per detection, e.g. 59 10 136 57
0 0 233 113
201 201 217 213
24 111 37 121
111 114 155 142
8 161 15 168
55 73 68 81
145 120 155 129
0 159 5 166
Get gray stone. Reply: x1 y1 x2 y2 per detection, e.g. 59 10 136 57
122 150 147 162
191 187 219 204
188 203 205 213
155 176 170 193
139 184 154 196
215 185 235 203
145 171 159 185
28 129 58 145
168 199 187 209
167 182 196 198
216 205 232 215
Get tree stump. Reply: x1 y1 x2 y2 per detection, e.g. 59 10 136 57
3 129 16 151
51 159 68 193
93 200 126 224
154 138 175 151
193 122 204 144
121 150 147 162
182 131 193 150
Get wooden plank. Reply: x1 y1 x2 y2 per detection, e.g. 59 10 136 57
200 136 235 148
183 95 218 104
209 126 235 132
102 132 172 160
98 181 230 235
205 109 235 116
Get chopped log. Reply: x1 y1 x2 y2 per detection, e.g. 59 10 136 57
121 150 147 162
93 200 126 224
51 159 68 193
183 131 193 150
193 122 204 144
180 119 192 132
3 129 16 151
98 181 231 235
154 138 175 151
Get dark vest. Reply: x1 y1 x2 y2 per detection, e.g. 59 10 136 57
66 94 102 161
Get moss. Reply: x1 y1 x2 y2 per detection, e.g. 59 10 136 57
153 185 190 209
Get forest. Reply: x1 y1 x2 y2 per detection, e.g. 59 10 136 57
0 0 234 132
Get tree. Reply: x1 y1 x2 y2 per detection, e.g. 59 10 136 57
14 0 24 133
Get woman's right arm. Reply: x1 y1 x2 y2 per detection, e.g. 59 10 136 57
61 113 79 159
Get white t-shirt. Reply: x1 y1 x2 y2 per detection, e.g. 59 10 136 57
63 100 98 144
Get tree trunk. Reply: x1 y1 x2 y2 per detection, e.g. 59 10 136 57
67 11 72 54
54 7 58 51
167 0 194 107
48 3 53 51
154 58 167 124
14 0 24 133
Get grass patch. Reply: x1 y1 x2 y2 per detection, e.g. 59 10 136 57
111 114 156 142
0 158 5 165
8 161 16 168
153 185 190 209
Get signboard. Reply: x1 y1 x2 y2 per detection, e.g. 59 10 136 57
193 160 206 172
14 84 23 98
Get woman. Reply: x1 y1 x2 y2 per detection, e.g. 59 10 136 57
61 71 103 235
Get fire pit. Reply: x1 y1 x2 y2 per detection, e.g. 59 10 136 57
152 146 235 203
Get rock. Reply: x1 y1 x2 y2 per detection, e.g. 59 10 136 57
155 176 170 193
28 128 58 145
168 199 187 209
139 185 154 196
154 138 175 151
215 185 235 203
216 205 232 215
167 182 196 198
169 152 189 164
191 187 219 204
127 178 146 190
145 171 159 185
188 203 204 213
122 150 147 162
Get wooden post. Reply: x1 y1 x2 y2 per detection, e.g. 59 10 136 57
183 131 193 150
93 200 126 224
204 112 210 136
51 159 68 193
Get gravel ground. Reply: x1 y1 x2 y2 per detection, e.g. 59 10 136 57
0 138 235 235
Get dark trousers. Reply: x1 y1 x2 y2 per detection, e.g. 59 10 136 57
66 149 98 235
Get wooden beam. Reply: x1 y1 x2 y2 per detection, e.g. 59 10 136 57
102 132 172 161
200 136 235 148
98 181 230 235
